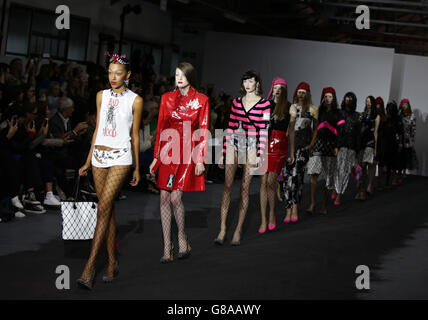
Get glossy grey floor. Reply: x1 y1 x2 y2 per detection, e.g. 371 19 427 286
1 175 427 299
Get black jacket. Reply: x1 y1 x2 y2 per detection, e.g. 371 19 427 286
337 110 361 152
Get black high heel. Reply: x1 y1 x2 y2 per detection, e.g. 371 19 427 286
214 231 226 245
214 238 225 245
230 232 241 246
102 261 119 282
77 270 95 290
160 243 174 263
306 204 315 215
177 237 191 259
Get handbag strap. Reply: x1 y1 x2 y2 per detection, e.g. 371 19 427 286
72 175 81 202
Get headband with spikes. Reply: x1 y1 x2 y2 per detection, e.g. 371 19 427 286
105 51 128 65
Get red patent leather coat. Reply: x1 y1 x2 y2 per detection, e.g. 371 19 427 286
153 87 209 191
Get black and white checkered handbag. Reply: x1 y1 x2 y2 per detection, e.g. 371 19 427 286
61 176 97 240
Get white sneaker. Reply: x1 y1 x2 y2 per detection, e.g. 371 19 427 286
15 211 26 218
11 196 24 209
44 192 61 207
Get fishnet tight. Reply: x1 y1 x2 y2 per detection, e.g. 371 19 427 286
160 190 188 259
217 148 257 243
79 165 131 282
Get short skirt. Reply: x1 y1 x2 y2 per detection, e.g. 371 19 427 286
91 147 132 168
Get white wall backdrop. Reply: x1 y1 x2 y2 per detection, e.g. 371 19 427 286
202 31 395 112
202 31 428 176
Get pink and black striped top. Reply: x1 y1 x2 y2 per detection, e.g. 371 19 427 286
223 97 272 156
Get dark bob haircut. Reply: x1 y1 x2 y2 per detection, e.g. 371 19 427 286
176 61 198 89
239 69 263 96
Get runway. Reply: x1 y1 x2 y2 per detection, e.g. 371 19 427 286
1 175 427 299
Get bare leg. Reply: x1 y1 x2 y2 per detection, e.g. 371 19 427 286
307 174 319 211
259 174 268 231
368 162 376 193
267 172 277 226
321 187 330 213
291 204 298 221
46 182 53 192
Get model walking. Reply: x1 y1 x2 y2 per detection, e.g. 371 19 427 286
77 52 143 289
150 62 209 262
332 92 361 205
374 97 387 190
398 99 417 180
215 70 271 245
259 77 295 233
281 82 317 222
306 87 344 215
355 96 377 200
383 101 403 187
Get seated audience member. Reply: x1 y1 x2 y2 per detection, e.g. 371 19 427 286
30 101 61 207
46 81 61 115
0 103 46 215
47 97 88 197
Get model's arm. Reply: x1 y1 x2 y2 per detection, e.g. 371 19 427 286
410 115 416 148
288 105 296 164
257 101 271 162
374 115 380 157
130 95 144 186
150 94 167 175
78 90 103 176
309 105 319 154
335 113 346 156
219 99 234 169
197 97 210 163
195 97 209 176
355 116 362 158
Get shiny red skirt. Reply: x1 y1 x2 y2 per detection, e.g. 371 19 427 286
157 162 205 192
267 130 288 174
